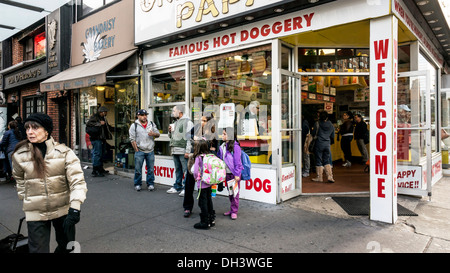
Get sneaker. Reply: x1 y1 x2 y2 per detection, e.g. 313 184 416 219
223 211 231 216
166 187 179 194
179 189 185 197
148 185 155 191
135 185 141 191
183 210 192 218
231 213 237 220
302 172 310 177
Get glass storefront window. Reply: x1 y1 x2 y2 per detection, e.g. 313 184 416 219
79 78 139 169
298 48 369 72
418 53 438 152
190 45 272 164
151 70 186 104
442 89 450 149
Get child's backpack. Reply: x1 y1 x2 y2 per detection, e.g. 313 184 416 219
201 154 227 185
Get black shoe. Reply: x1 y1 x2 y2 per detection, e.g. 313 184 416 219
194 213 210 229
194 222 210 229
209 210 216 227
99 167 109 174
184 210 192 218
92 170 104 177
92 166 104 177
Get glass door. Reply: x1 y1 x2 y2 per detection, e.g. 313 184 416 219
397 70 432 197
279 69 302 200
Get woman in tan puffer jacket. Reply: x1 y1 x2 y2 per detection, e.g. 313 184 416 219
12 113 87 253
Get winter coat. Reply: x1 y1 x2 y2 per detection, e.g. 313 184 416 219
192 155 211 189
216 141 243 178
0 129 21 154
86 113 113 141
12 137 87 221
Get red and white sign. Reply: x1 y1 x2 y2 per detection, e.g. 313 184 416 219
144 157 277 204
397 165 422 189
142 0 389 64
281 166 295 195
369 16 398 224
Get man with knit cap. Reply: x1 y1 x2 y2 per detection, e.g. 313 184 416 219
12 113 87 253
86 106 114 177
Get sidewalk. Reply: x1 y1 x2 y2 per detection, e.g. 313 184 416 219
1 167 449 253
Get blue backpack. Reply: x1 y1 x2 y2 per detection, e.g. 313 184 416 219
240 151 252 181
221 143 252 181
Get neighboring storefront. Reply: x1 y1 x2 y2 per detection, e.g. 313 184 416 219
0 5 72 144
41 0 139 171
135 0 448 223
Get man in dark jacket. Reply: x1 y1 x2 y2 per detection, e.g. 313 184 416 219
86 106 114 177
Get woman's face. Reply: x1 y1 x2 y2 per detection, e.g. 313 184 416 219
26 124 48 143
222 130 228 141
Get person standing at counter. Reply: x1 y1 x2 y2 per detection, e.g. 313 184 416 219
353 114 369 164
338 111 354 168
311 111 335 183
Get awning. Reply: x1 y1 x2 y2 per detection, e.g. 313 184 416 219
40 49 137 92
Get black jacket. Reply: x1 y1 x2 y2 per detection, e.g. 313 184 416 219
86 113 114 141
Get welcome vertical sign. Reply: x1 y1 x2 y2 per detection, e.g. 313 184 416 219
370 16 398 224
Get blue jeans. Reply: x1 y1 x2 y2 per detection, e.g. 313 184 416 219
91 140 105 167
173 154 187 191
134 151 155 186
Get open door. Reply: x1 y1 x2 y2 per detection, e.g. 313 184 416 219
397 70 432 197
278 69 303 201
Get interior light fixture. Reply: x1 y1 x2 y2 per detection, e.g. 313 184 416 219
274 8 284 13
416 1 429 5
97 86 105 91
433 27 442 31
308 0 320 3
178 34 186 39
423 11 434 16
436 34 445 37
245 16 254 21
428 19 438 23
198 29 206 33
220 23 228 27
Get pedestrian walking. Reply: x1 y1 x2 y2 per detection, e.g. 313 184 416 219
167 105 193 195
312 111 335 183
129 109 160 192
86 106 114 177
354 114 369 164
192 140 216 229
0 121 23 181
217 127 243 220
12 113 87 253
338 111 354 167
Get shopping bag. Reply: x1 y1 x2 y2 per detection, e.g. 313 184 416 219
226 179 239 198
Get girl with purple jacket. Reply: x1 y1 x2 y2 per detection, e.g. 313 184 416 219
217 127 243 220
192 140 215 229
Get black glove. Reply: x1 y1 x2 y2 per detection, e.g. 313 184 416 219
63 208 80 242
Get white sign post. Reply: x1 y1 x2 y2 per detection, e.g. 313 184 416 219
369 16 398 224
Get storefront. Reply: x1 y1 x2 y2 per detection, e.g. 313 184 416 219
41 0 140 170
135 0 447 223
0 5 72 144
